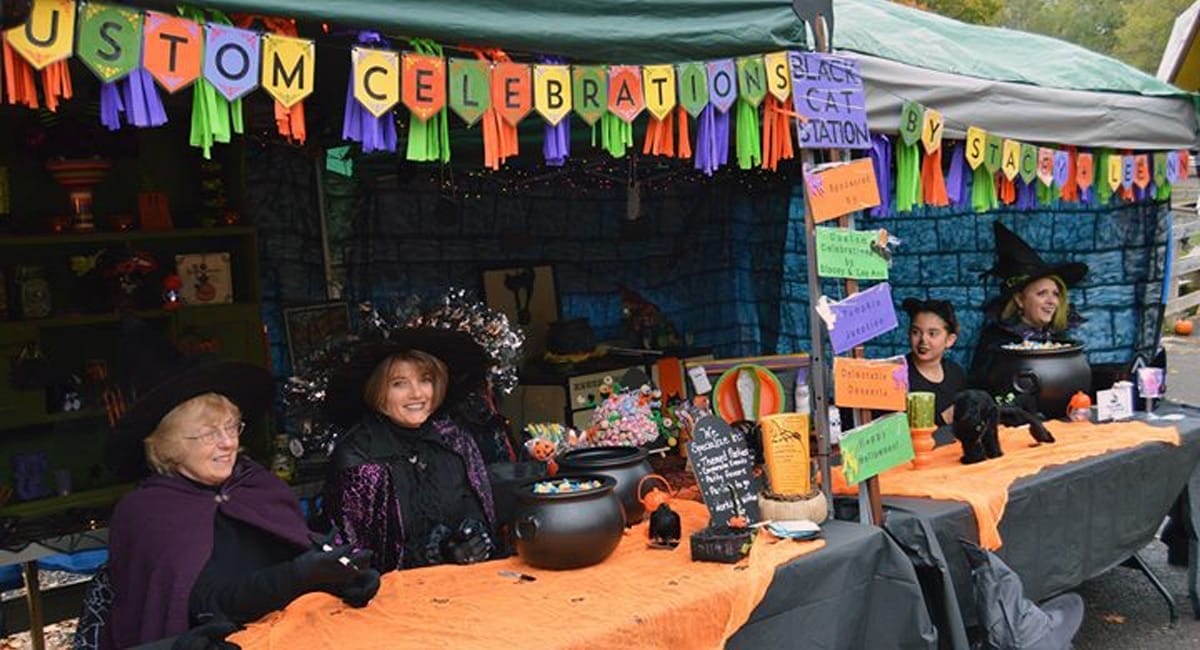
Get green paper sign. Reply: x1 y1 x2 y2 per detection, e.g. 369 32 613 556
1154 152 1167 187
839 412 913 484
572 65 607 126
677 62 709 117
77 2 142 83
899 101 923 146
984 134 1003 173
1019 143 1038 183
735 55 767 108
815 227 889 280
448 58 490 126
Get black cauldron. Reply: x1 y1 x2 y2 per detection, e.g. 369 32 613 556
513 474 625 570
558 445 653 524
983 341 1092 419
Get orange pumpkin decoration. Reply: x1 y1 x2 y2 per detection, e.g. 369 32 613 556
1175 319 1194 336
637 474 674 511
1067 392 1092 412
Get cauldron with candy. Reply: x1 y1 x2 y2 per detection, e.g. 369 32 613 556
512 475 625 570
982 340 1092 419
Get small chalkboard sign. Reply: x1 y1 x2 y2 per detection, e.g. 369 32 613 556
686 415 761 526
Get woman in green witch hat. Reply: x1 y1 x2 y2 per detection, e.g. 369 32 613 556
967 221 1089 387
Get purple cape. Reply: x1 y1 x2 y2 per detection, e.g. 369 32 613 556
103 458 312 649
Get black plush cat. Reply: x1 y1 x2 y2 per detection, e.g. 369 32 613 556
952 390 1056 464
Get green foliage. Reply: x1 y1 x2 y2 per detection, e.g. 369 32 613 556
894 0 1004 25
1000 0 1125 56
1113 0 1195 73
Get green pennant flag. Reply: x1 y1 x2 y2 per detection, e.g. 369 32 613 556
1019 143 1038 184
735 55 767 108
1154 152 1168 187
984 134 1003 173
448 58 489 126
77 2 142 82
899 101 923 146
573 65 607 126
677 61 708 117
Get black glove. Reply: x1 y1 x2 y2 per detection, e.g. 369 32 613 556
441 519 494 565
171 620 241 650
336 568 382 608
293 538 375 587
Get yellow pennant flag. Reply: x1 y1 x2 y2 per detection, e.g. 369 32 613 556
4 0 76 69
965 126 987 170
763 51 791 101
1107 154 1123 192
533 64 572 126
352 47 400 118
1001 139 1021 181
920 108 943 154
642 64 676 121
261 34 315 108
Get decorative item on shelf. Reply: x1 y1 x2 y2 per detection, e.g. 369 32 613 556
713 364 785 424
270 434 296 482
137 191 173 231
14 264 51 319
45 158 111 233
101 247 160 310
107 214 136 232
13 452 50 501
175 252 233 305
162 274 184 310
907 391 937 469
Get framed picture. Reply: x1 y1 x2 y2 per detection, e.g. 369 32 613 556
284 302 351 373
481 264 559 358
175 253 233 305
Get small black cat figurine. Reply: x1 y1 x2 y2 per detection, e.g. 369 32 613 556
649 503 682 548
952 390 1055 464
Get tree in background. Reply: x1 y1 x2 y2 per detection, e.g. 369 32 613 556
899 0 1193 75
1113 0 1194 73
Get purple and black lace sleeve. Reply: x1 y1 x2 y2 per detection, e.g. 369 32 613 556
326 463 405 571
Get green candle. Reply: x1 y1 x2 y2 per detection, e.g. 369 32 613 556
907 391 936 429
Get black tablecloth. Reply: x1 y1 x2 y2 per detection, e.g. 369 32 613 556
729 520 938 649
847 406 1200 649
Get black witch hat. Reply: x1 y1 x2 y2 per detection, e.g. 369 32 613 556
983 221 1088 316
107 317 275 479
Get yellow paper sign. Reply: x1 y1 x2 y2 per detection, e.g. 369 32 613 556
965 126 986 170
805 158 881 223
1107 154 1123 191
833 356 908 412
1001 139 1021 181
352 47 399 118
760 412 811 496
4 0 76 69
533 64 572 126
763 51 791 102
261 34 314 108
641 64 676 121
920 108 943 153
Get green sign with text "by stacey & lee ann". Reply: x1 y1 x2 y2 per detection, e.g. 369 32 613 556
839 412 913 484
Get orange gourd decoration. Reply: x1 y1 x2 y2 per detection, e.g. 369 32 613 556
1067 392 1092 412
1175 319 1194 336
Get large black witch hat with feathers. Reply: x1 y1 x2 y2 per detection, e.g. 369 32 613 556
983 221 1088 316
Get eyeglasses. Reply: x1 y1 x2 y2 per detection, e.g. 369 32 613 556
183 420 246 445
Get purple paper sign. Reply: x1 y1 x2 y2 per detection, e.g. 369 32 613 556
827 282 898 354
203 24 261 101
789 51 870 150
707 59 737 113
1053 150 1070 187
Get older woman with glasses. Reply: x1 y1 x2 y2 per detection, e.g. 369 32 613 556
98 362 381 650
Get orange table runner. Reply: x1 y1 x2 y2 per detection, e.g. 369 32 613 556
833 420 1180 550
232 499 824 650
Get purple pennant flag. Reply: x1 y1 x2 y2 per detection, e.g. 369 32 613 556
694 103 730 176
1016 177 1038 210
542 56 570 166
868 133 892 217
341 32 397 154
103 68 168 129
946 143 969 208
204 24 261 102
707 59 737 114
826 282 899 354
1167 151 1181 184
1052 150 1070 187
1121 156 1135 190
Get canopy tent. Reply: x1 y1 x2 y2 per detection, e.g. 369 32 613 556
132 0 1199 150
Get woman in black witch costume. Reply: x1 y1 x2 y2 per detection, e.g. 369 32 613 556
967 221 1089 387
92 319 379 650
